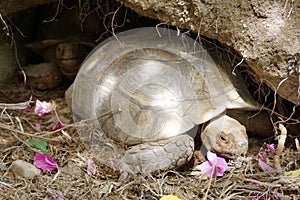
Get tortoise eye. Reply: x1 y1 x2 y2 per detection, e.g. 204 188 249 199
219 135 227 143
57 46 62 52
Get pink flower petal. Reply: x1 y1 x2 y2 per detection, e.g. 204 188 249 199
109 157 117 173
44 188 64 200
23 106 31 112
87 159 96 175
258 153 273 172
262 143 276 154
197 151 228 177
198 161 214 177
34 154 58 171
52 121 65 131
207 151 217 161
35 124 42 131
34 100 52 116
214 157 228 176
258 158 273 172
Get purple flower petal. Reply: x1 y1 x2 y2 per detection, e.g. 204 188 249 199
109 157 117 173
35 123 42 131
197 151 228 177
34 100 52 116
52 121 65 131
262 143 276 154
258 154 273 172
87 159 96 175
44 188 64 200
207 151 217 161
34 154 58 171
23 106 31 112
198 161 214 177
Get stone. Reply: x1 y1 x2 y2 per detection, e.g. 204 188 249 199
0 35 17 85
11 160 41 179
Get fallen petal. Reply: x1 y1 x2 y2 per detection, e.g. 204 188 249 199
258 155 273 172
109 157 116 173
262 143 276 154
23 106 31 112
160 195 182 200
44 188 64 200
34 100 52 116
285 168 300 176
196 151 228 177
52 121 65 131
207 151 218 162
35 124 42 131
87 159 96 175
197 161 213 177
34 154 58 171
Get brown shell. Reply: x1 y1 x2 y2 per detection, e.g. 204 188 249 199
24 62 62 90
27 40 95 80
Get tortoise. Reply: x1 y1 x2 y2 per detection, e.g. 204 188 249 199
26 39 95 81
68 27 269 180
23 62 62 90
24 4 100 88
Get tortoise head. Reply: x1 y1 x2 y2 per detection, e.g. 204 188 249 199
201 115 248 159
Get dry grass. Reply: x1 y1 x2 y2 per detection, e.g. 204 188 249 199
0 1 299 199
0 84 299 200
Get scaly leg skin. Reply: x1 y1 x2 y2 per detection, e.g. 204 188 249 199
116 134 194 181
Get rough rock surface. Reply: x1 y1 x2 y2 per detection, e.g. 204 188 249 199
0 0 57 15
11 160 41 179
117 0 300 104
0 0 299 104
0 34 17 85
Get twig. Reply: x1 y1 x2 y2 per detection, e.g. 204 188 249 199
203 165 216 200
40 108 121 137
232 57 244 76
0 97 33 110
9 130 41 154
0 180 13 189
42 0 62 23
111 5 124 48
0 122 60 142
236 176 282 187
0 13 9 36
274 124 287 170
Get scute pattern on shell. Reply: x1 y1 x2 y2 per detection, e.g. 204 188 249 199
70 27 255 178
24 62 62 90
72 27 227 146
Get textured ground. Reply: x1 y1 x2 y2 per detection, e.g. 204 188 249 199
0 82 299 200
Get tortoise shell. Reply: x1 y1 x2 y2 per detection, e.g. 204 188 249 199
72 27 228 145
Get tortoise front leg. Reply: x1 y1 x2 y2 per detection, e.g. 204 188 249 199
116 134 194 181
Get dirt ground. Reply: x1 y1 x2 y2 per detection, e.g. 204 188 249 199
0 0 300 199
0 82 299 199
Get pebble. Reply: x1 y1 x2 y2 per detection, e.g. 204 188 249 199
11 160 41 179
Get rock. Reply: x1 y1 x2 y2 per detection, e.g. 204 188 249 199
0 34 17 85
117 0 300 104
11 160 41 179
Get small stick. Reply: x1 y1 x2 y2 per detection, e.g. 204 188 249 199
274 124 287 170
0 97 33 110
295 138 299 152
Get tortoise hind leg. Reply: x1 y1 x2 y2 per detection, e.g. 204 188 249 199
116 134 194 181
